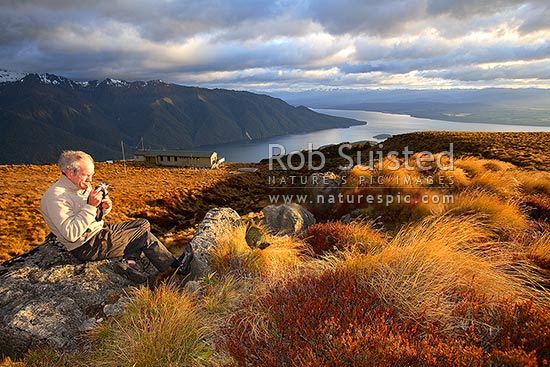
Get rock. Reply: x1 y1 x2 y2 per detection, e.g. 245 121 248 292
373 133 392 140
262 203 316 235
103 298 128 318
189 207 242 278
0 240 154 358
305 171 344 218
245 224 271 249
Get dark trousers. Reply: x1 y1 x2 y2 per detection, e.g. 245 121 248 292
70 219 176 272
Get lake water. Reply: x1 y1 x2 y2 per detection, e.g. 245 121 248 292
201 109 550 163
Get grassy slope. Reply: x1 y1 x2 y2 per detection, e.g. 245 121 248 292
380 131 550 171
1 131 550 366
0 162 278 262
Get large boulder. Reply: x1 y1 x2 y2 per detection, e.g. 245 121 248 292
0 240 151 357
305 171 344 218
188 207 242 278
262 203 316 235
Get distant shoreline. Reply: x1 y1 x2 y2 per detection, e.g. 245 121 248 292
199 110 549 163
319 106 550 128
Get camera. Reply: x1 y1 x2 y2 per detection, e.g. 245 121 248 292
94 182 109 197
94 182 109 221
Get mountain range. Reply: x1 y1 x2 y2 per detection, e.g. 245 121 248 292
0 71 362 164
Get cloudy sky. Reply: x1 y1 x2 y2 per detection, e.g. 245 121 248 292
1 0 549 91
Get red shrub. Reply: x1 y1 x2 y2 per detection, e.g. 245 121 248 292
223 270 425 366
303 222 352 255
303 221 385 256
222 269 550 367
452 297 550 365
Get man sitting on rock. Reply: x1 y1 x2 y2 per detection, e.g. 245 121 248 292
40 150 193 283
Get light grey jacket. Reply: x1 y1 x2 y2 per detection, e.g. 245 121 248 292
40 175 111 251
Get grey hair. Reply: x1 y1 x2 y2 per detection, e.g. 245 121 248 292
58 150 94 174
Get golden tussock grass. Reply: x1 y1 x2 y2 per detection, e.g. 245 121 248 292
329 215 549 332
345 164 376 187
340 220 388 254
85 283 213 367
434 166 470 190
0 349 76 367
526 232 550 270
0 165 60 260
444 189 529 236
200 274 250 317
410 151 453 172
209 224 312 280
452 157 550 197
0 359 21 367
380 131 550 170
469 170 519 198
455 157 519 198
515 170 550 194
455 156 516 177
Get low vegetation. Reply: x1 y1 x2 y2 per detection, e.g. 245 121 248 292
0 162 271 262
1 132 549 366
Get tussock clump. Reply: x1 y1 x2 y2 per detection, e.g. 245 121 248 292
445 189 529 236
0 349 77 367
469 170 520 198
357 187 446 226
0 358 22 367
201 274 251 317
208 225 253 278
455 157 516 177
86 283 212 367
454 157 520 197
433 165 470 190
328 216 550 324
357 216 531 325
209 224 311 280
515 170 550 194
345 164 376 187
526 232 550 270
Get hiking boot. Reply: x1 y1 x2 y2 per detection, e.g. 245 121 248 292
176 244 194 276
112 258 148 283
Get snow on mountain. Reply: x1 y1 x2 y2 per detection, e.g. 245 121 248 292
101 78 129 87
0 71 72 86
0 71 170 90
38 74 60 85
0 70 28 83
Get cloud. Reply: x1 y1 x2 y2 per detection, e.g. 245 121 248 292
425 0 521 18
423 59 550 81
306 0 426 36
516 1 550 34
0 0 549 90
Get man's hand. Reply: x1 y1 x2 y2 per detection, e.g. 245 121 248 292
101 195 112 210
87 188 104 207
